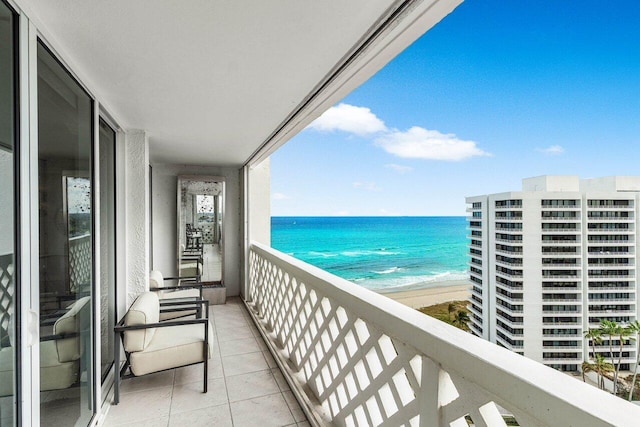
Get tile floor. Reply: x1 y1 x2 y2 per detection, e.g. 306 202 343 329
103 297 309 427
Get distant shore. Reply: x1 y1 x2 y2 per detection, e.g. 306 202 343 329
377 279 470 309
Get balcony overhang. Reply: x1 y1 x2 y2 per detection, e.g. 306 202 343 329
18 0 461 166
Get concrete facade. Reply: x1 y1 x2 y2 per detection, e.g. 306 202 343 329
467 176 640 371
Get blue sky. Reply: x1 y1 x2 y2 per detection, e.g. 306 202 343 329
271 0 640 216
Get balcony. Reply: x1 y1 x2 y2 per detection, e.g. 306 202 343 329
245 242 640 426
103 297 308 426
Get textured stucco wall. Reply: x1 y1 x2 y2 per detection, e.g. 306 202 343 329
151 164 241 296
125 131 149 305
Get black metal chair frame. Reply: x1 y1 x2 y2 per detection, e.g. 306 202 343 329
113 298 210 405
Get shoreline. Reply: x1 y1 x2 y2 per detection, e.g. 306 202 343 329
377 279 470 309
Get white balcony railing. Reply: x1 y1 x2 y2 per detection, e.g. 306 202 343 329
247 242 640 427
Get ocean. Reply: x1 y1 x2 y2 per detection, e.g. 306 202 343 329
271 216 468 292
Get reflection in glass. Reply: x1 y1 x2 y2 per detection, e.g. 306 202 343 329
178 177 224 283
0 2 17 425
38 41 93 426
98 119 116 383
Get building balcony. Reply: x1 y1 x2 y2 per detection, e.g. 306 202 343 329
247 243 640 426
587 228 634 234
541 216 581 221
104 297 309 426
496 337 523 350
495 270 523 279
541 228 581 233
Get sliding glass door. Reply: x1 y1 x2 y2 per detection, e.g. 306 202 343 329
37 40 94 426
98 119 116 385
0 2 18 425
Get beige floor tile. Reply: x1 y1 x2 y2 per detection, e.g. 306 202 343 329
282 390 306 422
215 326 255 343
168 403 232 427
120 370 175 394
221 351 268 377
219 337 261 356
215 315 249 328
173 360 223 385
263 350 278 368
170 378 228 414
271 368 290 391
255 335 269 351
106 386 172 426
225 370 280 402
230 394 295 427
106 416 169 427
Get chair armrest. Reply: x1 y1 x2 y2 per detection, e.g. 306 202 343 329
150 283 203 291
115 310 209 332
160 299 209 319
163 275 199 281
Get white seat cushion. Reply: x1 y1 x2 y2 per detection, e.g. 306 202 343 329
40 340 78 391
53 296 90 362
129 321 213 376
123 292 159 352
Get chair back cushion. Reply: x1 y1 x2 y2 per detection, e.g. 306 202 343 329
53 296 91 362
123 292 159 352
149 270 165 296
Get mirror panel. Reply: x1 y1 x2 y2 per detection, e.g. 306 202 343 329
177 176 224 283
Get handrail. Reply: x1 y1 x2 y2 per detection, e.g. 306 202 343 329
247 241 640 426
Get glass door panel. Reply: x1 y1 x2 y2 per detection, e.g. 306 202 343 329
98 119 115 384
0 2 17 425
37 41 94 426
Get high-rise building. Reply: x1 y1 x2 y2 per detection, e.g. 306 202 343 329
467 175 640 372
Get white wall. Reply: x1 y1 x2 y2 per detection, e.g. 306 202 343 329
151 163 241 296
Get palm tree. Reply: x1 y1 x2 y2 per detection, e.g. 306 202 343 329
447 303 456 322
612 323 632 395
627 320 640 401
583 328 602 361
452 310 470 331
598 320 616 363
593 354 614 390
581 361 594 383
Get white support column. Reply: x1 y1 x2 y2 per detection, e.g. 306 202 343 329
248 158 271 246
124 130 150 305
244 158 271 300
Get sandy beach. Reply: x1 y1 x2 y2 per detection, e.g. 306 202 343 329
378 279 470 309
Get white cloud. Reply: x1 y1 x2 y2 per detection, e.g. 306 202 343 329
374 126 490 161
537 145 565 155
385 163 413 174
379 208 400 216
308 103 387 136
336 210 350 216
353 181 382 192
272 192 290 200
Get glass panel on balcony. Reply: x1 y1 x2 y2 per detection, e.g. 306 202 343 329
38 40 94 426
99 118 116 384
0 1 17 424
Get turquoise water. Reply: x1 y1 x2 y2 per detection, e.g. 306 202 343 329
271 216 468 292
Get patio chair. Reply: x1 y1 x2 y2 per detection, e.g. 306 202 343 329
149 270 204 320
0 296 90 397
113 292 212 405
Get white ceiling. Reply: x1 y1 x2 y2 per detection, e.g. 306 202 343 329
19 0 459 166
